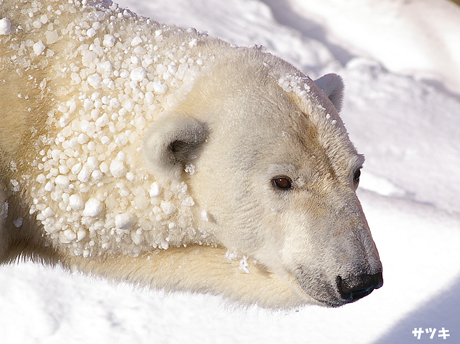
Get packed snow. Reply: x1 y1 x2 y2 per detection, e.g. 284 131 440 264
1 0 460 343
0 18 12 35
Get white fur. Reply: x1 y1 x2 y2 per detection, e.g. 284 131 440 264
0 0 382 308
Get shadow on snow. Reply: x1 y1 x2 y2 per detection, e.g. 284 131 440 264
373 275 460 343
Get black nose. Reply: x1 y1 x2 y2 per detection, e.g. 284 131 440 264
336 272 383 302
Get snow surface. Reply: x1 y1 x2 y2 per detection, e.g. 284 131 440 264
1 0 460 343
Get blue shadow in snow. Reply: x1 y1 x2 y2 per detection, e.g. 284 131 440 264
373 276 460 343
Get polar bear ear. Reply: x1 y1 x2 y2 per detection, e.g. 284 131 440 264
143 114 207 180
314 73 344 112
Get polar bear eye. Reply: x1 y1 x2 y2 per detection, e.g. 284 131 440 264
272 176 293 190
353 168 361 184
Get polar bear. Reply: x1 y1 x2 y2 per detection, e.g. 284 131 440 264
0 0 382 308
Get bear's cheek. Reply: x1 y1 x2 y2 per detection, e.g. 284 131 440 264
189 178 269 252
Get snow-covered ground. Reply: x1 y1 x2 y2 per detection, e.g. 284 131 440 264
1 0 460 343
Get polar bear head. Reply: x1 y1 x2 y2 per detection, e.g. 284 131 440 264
143 50 382 307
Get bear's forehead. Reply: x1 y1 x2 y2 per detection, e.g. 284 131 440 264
203 51 352 147
215 69 358 170
258 115 360 180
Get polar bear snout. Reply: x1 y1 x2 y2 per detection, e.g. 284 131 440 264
336 272 383 304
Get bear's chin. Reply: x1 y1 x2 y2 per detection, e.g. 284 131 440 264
289 269 350 308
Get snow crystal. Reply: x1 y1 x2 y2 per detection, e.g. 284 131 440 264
69 194 84 210
201 210 209 222
99 162 109 174
78 167 91 183
87 74 102 89
91 170 103 180
71 163 82 175
225 250 238 261
42 207 55 218
10 180 20 192
33 41 45 55
184 164 195 175
0 18 11 35
95 113 109 128
13 217 23 228
149 182 162 197
77 133 89 144
77 230 87 242
44 181 54 192
63 229 77 242
55 175 70 189
145 91 154 104
109 98 120 108
122 172 134 183
239 255 250 274
189 38 198 48
130 67 147 82
86 28 97 38
151 81 168 94
45 30 59 44
32 20 41 29
87 157 99 170
115 213 135 229
82 198 103 217
160 201 175 215
103 34 115 47
39 14 48 24
224 250 251 273
109 160 127 178
181 196 195 207
131 36 142 46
